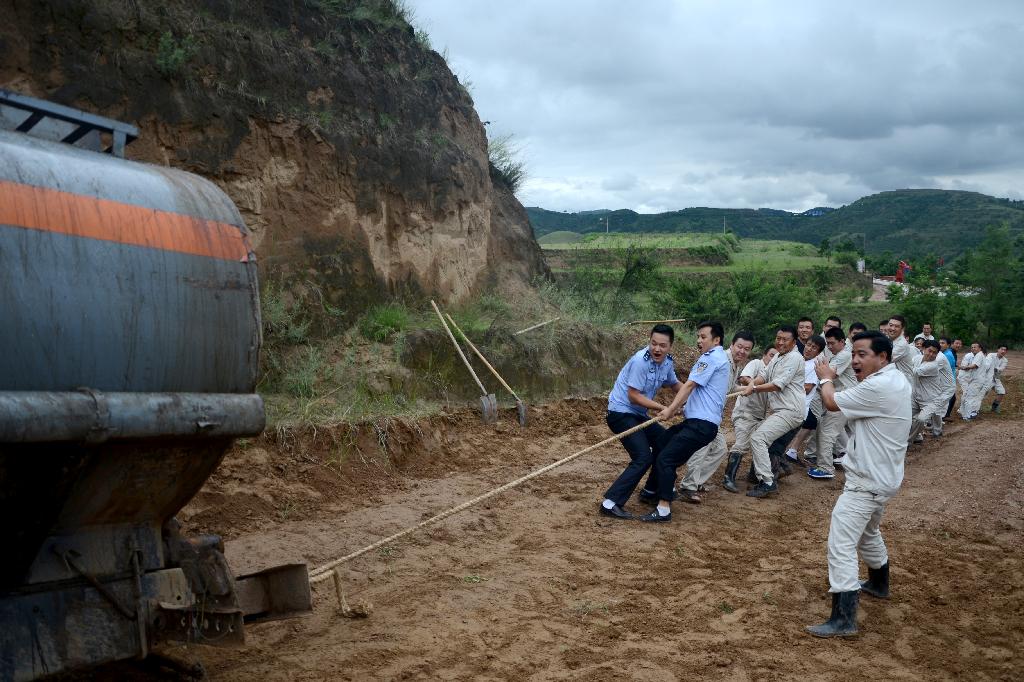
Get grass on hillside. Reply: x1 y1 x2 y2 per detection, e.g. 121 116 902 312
536 230 584 246
539 231 724 250
547 236 834 273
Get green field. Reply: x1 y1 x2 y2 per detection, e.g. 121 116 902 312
666 240 832 272
536 230 585 246
544 234 835 273
539 231 723 250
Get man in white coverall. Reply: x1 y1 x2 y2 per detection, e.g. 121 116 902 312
807 327 858 480
740 325 806 498
957 342 979 418
722 346 777 492
960 343 990 420
677 331 754 504
989 345 1009 413
886 315 916 386
908 339 955 444
807 331 911 638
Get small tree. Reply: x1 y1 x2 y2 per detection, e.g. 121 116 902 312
818 238 833 262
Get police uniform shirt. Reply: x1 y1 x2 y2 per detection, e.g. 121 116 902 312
834 363 912 497
683 345 730 425
607 347 680 417
762 348 806 417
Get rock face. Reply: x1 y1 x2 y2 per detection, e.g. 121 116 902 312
0 0 548 318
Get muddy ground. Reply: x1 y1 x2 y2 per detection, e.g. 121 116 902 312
166 361 1024 681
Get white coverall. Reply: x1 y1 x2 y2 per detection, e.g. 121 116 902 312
811 346 858 475
730 358 771 454
826 364 911 592
908 353 955 442
960 351 992 418
679 348 740 492
749 349 806 484
991 355 1008 396
890 335 917 387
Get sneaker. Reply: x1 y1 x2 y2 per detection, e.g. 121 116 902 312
785 448 799 462
746 480 779 498
913 435 924 444
637 509 671 523
807 467 835 479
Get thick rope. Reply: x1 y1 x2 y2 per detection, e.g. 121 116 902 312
308 389 743 584
308 414 661 582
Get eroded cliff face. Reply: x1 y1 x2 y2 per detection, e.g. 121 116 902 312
0 0 548 319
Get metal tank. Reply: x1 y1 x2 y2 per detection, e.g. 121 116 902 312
0 91 310 681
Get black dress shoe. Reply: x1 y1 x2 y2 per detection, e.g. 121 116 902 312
599 503 633 519
637 509 671 523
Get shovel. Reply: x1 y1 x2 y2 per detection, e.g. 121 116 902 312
431 300 497 424
446 313 529 427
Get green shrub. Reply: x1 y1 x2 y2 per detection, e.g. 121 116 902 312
656 269 822 349
359 303 410 342
488 133 527 192
281 346 328 398
155 31 196 77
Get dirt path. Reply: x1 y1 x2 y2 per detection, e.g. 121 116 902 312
178 380 1024 681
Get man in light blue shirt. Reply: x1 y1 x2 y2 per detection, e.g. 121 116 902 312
635 321 730 523
599 324 684 520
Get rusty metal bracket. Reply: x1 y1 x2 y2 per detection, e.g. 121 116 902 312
54 547 137 621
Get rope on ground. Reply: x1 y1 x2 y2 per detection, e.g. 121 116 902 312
308 390 743 585
308 414 660 583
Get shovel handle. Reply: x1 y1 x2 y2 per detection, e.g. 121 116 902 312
446 313 521 402
432 300 489 397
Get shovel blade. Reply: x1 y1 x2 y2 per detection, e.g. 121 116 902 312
516 400 528 427
480 394 498 424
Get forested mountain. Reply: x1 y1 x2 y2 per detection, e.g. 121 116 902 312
528 189 1024 260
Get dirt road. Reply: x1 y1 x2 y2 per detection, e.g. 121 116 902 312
177 376 1024 681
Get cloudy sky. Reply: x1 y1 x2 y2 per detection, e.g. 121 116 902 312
408 0 1024 213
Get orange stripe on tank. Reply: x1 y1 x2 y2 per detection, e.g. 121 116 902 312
0 179 251 261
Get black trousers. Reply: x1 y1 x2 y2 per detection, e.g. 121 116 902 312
945 393 957 419
603 411 668 507
650 418 718 502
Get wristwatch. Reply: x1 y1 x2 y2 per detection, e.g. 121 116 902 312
818 378 833 386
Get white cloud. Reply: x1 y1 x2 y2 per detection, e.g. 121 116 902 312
410 0 1024 213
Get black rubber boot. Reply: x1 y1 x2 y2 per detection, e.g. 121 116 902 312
860 562 890 599
806 591 859 638
723 452 743 493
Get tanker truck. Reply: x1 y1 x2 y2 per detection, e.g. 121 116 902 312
0 90 311 680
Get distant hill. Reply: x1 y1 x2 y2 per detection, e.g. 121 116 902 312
527 190 1024 260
